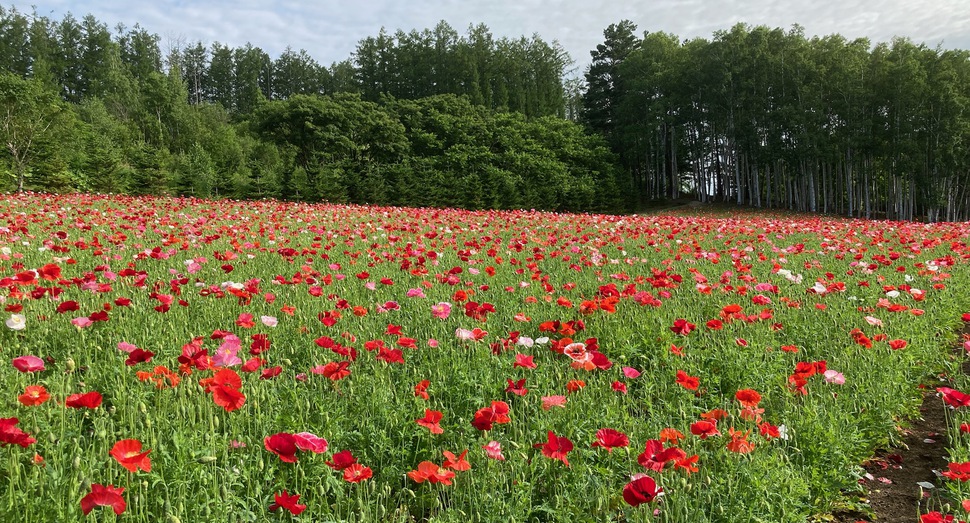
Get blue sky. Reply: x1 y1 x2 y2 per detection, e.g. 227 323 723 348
12 0 970 74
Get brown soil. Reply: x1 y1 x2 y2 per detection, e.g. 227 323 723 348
832 326 970 522
832 389 950 522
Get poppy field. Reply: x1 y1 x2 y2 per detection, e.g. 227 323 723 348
3 193 970 522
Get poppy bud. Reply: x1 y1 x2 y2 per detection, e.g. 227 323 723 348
65 358 76 373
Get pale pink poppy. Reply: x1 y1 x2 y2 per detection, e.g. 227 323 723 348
406 288 426 298
864 316 883 327
71 317 93 328
541 395 568 410
482 441 505 461
117 342 138 353
823 369 845 385
260 316 278 328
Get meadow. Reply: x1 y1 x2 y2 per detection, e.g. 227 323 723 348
3 193 970 522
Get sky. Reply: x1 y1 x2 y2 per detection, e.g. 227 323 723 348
11 0 970 75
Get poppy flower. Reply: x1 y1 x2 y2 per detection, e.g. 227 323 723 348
125 348 155 366
611 381 628 394
264 433 299 463
659 428 685 445
637 439 683 471
414 379 430 400
691 419 720 441
313 361 351 381
623 474 663 507
513 353 537 369
505 378 528 396
443 450 470 471
726 428 755 454
471 401 511 430
670 319 695 336
675 370 700 391
18 385 50 406
536 431 573 466
342 463 372 483
0 417 35 447
80 484 126 515
292 432 328 454
65 391 102 409
12 355 44 373
938 387 970 408
565 380 585 393
482 441 505 460
269 491 306 515
591 428 629 453
110 439 152 473
734 389 762 408
416 409 444 434
326 450 357 470
408 461 456 485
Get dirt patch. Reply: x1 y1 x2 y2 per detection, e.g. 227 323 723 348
833 326 970 522
832 390 950 522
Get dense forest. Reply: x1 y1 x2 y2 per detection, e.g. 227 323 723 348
584 21 970 221
0 5 969 220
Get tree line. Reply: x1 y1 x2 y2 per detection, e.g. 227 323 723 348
583 21 970 221
0 6 624 211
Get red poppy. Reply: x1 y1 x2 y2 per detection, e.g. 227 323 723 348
659 428 685 445
110 439 152 473
942 462 970 482
611 381 628 394
416 409 444 434
326 450 357 470
690 419 720 439
18 385 50 406
414 379 430 400
269 490 306 515
939 387 970 408
342 463 372 483
536 431 573 466
637 439 683 471
442 450 470 471
888 339 908 350
408 461 456 485
264 433 299 463
513 353 536 369
471 401 511 431
622 474 662 507
80 484 126 515
0 417 35 447
670 319 695 336
591 428 629 453
65 391 102 409
124 348 155 366
565 380 585 393
735 389 762 408
505 378 528 396
675 370 700 391
259 366 282 380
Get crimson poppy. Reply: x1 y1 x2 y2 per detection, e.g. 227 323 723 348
591 428 629 453
65 391 102 409
0 417 35 447
536 431 572 466
675 370 700 391
414 380 430 400
80 484 126 515
622 474 662 507
326 450 357 470
264 433 299 463
269 490 306 515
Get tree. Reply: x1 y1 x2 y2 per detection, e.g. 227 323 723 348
0 73 64 191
